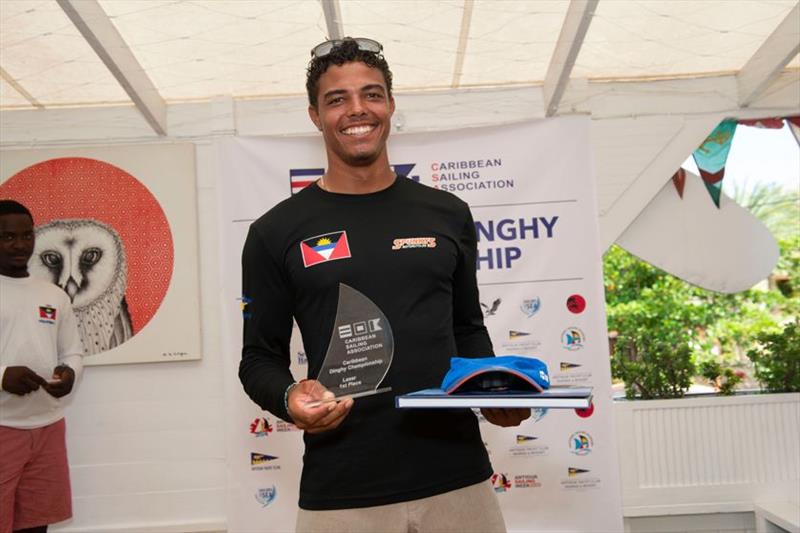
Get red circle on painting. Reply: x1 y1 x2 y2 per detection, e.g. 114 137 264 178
566 294 586 314
0 157 173 335
575 402 594 418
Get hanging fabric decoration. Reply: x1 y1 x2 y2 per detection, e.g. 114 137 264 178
786 116 800 147
738 117 785 129
692 119 737 208
671 167 687 198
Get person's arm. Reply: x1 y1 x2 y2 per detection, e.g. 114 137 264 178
452 203 494 358
43 293 84 398
240 224 353 430
239 224 297 422
1 366 47 395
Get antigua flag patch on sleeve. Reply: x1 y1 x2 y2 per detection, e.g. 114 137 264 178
300 230 352 268
38 305 57 324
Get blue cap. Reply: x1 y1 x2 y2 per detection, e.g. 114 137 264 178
442 356 551 394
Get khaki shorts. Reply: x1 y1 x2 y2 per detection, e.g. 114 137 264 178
0 419 72 533
296 479 506 533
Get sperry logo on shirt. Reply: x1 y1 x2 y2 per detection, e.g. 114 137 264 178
300 231 352 268
391 237 437 250
39 305 57 324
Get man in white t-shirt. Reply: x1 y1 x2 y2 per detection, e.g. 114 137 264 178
0 200 84 533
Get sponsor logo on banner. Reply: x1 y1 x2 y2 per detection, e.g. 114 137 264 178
491 472 512 493
255 486 277 507
475 216 559 271
297 351 307 365
531 408 549 424
575 403 595 418
514 474 542 489
480 298 502 317
391 237 436 250
300 231 351 268
566 294 586 314
569 467 590 477
520 297 541 318
569 431 594 455
561 468 601 490
289 168 323 195
502 330 542 353
276 420 300 432
290 165 419 195
237 296 252 319
38 305 56 324
511 435 549 457
561 327 585 350
391 164 420 182
250 452 281 471
552 361 593 385
249 417 273 437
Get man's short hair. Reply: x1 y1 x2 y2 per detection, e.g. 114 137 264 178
306 38 393 108
0 199 33 223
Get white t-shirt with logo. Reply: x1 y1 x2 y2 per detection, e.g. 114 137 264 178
0 274 84 428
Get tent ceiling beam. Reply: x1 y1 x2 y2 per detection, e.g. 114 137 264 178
451 0 475 88
0 66 43 109
737 2 800 107
543 0 598 117
321 0 345 40
56 0 167 136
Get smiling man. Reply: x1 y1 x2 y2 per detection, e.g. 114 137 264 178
0 200 84 533
239 38 527 532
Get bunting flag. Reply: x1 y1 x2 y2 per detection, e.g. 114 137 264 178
692 119 738 208
738 117 785 129
671 167 687 198
786 116 800 147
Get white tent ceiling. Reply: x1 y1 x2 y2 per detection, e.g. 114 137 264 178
0 0 798 253
1 0 798 110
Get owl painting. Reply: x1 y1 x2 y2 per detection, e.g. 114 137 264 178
30 219 133 355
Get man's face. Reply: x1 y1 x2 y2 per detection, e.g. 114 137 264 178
0 213 34 277
308 61 395 167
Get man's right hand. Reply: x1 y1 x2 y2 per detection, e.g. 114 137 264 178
287 380 353 434
1 366 47 395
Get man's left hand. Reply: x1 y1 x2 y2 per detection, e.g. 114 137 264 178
481 408 531 427
43 365 75 398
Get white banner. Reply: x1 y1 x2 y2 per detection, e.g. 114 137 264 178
217 116 623 532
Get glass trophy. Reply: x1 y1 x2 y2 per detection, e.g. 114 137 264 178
311 283 394 404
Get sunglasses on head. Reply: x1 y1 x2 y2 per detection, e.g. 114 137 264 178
311 37 383 59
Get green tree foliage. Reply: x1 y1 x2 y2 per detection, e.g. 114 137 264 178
604 243 794 398
774 233 800 299
699 360 744 395
747 320 800 393
729 182 799 241
605 246 703 398
611 334 695 399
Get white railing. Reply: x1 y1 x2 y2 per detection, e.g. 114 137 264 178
615 392 800 516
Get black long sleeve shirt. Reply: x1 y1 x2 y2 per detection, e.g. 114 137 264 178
240 177 493 509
